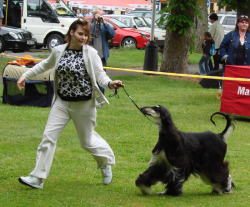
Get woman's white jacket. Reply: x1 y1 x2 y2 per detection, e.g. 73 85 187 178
22 44 113 106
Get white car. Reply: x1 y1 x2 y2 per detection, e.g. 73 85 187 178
208 13 236 35
104 14 166 48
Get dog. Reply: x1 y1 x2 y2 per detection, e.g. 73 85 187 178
135 105 235 196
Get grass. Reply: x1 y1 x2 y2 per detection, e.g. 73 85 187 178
1 75 250 206
0 57 16 73
36 55 50 59
0 47 202 74
188 52 202 65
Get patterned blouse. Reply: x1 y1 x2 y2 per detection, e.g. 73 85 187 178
57 49 92 101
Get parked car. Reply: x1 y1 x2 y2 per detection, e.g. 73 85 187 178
85 16 151 49
208 13 236 35
126 10 162 20
104 14 165 48
0 26 37 53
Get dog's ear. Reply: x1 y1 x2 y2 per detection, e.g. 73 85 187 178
159 105 172 121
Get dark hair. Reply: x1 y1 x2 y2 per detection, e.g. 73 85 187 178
204 31 212 39
65 17 92 44
235 16 250 32
209 13 218 21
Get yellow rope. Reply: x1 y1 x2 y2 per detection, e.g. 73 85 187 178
2 53 250 82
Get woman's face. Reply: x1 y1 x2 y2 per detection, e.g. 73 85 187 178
237 20 249 32
70 26 88 49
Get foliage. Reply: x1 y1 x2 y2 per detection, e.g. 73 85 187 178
189 33 197 54
1 76 250 206
158 0 203 36
218 0 250 10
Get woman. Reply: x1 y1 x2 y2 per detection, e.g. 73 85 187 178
220 15 250 65
17 18 124 189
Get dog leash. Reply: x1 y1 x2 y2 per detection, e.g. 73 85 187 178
109 87 159 125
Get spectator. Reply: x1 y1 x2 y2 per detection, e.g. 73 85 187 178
208 13 224 70
85 9 92 17
76 9 83 17
199 31 214 75
125 8 130 15
0 8 4 30
220 15 250 66
17 18 124 189
89 7 116 108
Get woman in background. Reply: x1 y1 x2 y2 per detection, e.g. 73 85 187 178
220 15 250 66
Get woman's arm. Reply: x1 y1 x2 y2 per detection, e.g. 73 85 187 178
219 32 232 59
17 48 57 90
22 48 57 80
90 49 124 90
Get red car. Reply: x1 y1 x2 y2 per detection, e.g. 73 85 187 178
85 16 151 49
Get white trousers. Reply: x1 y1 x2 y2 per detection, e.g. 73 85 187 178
30 96 115 179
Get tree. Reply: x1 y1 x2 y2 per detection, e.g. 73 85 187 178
158 0 202 73
218 0 250 17
193 0 208 53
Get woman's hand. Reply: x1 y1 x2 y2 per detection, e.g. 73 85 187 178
108 80 125 89
17 76 26 91
203 54 206 57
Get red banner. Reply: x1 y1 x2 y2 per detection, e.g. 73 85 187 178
220 65 250 116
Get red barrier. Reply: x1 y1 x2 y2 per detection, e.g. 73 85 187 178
220 65 250 116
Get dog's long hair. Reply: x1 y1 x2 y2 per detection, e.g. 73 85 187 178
135 105 235 196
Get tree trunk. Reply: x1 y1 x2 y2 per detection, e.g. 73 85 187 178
237 1 250 18
193 0 208 53
160 28 193 73
160 1 197 73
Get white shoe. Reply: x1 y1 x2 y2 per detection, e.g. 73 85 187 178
19 175 44 189
100 165 112 185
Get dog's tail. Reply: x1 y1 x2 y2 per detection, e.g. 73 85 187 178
210 112 235 143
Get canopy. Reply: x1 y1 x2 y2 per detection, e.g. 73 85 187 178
121 0 152 9
70 0 152 10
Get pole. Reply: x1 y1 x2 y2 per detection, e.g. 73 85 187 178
143 0 158 72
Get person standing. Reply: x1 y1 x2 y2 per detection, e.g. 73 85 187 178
124 8 130 15
208 13 224 71
220 15 250 66
0 8 4 30
89 7 116 107
76 9 83 17
17 18 125 189
199 31 214 75
85 9 92 17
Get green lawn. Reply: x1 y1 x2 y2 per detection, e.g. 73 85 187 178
0 48 202 74
0 75 249 206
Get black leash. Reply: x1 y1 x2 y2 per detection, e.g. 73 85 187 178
109 87 159 125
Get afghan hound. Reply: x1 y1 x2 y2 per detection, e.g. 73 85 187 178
135 105 235 196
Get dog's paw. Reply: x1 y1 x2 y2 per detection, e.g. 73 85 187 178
223 189 234 194
223 175 235 194
138 185 152 195
157 190 167 195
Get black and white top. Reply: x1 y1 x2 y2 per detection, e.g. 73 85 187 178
57 49 92 101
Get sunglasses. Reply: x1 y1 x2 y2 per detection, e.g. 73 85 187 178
240 15 249 19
